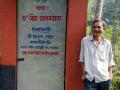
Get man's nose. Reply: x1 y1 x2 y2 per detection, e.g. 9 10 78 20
95 28 99 31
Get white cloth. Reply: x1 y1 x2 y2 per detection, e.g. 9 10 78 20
79 36 115 83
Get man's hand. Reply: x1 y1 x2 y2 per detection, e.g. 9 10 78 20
82 71 86 80
108 66 113 80
81 62 86 80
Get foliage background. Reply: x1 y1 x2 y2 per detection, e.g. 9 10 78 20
87 0 120 89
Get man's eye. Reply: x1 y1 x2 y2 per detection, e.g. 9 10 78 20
93 26 101 28
98 26 101 28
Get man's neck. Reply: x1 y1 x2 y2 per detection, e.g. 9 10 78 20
93 36 102 41
93 36 102 46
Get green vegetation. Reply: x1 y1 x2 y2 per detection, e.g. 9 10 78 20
87 0 120 89
86 26 120 90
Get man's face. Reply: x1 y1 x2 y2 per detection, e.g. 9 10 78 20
91 22 104 37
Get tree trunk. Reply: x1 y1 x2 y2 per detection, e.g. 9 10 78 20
94 0 104 20
112 0 119 56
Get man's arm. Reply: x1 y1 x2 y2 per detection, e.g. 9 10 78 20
108 42 115 80
79 38 86 79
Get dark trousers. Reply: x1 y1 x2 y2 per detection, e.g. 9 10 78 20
84 78 111 90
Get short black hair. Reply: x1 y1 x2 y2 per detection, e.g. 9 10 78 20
92 19 106 28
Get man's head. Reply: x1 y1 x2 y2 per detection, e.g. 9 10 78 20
91 19 106 37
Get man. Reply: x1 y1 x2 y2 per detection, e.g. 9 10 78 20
79 19 115 90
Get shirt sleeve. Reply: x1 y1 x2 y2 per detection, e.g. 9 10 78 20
108 43 115 67
79 38 84 62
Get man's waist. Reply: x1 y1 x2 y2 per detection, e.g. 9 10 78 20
85 75 110 83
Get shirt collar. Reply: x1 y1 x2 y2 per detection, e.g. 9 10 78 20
89 35 105 42
89 35 94 41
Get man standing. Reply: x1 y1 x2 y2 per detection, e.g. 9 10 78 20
79 20 115 90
